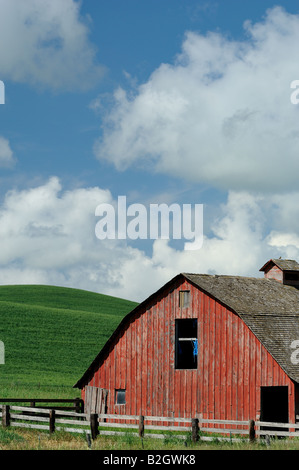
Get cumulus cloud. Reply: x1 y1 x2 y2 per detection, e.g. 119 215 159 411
0 0 104 90
101 190 299 300
0 176 112 269
0 177 160 300
94 6 299 192
0 177 298 301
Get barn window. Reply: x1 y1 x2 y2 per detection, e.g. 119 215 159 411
284 272 299 281
115 389 126 405
179 290 190 308
175 319 198 369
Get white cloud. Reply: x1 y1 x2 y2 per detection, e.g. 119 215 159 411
101 189 299 301
0 0 104 90
0 177 160 300
0 178 299 302
94 6 299 192
0 176 113 269
0 136 15 167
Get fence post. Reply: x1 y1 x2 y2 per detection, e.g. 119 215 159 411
191 418 199 443
49 409 56 434
74 398 81 413
249 419 255 442
90 413 99 440
2 405 10 428
139 415 144 438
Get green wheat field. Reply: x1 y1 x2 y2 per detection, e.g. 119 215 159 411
0 284 138 399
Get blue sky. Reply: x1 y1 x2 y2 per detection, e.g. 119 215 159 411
1 0 299 301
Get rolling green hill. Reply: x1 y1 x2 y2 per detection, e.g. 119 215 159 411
0 285 138 399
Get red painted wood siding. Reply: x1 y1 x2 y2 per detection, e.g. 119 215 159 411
264 265 283 282
82 278 295 422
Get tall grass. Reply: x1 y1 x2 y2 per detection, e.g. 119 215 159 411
0 427 299 450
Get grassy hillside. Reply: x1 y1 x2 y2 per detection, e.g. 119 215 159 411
0 285 138 399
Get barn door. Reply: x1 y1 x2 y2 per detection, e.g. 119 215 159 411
260 386 289 434
84 386 108 416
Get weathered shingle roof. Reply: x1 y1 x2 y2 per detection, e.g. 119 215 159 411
183 273 299 315
260 258 299 272
184 273 299 382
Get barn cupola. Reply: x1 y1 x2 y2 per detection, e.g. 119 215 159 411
259 258 299 287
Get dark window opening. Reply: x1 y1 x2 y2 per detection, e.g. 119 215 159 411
284 272 299 281
175 319 198 369
179 290 190 308
115 389 126 405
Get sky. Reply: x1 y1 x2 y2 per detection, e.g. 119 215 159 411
1 0 299 302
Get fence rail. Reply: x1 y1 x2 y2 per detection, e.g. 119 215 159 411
0 398 83 413
1 405 299 443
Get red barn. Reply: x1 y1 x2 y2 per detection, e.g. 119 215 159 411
74 259 299 426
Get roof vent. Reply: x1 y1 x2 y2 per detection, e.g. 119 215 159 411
259 259 299 288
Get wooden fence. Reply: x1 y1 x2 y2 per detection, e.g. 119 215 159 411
0 398 83 413
1 405 299 443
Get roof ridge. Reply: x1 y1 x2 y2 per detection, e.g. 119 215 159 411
183 272 265 280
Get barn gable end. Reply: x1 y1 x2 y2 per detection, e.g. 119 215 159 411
74 262 299 423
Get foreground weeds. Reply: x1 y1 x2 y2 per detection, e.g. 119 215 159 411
0 428 299 450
